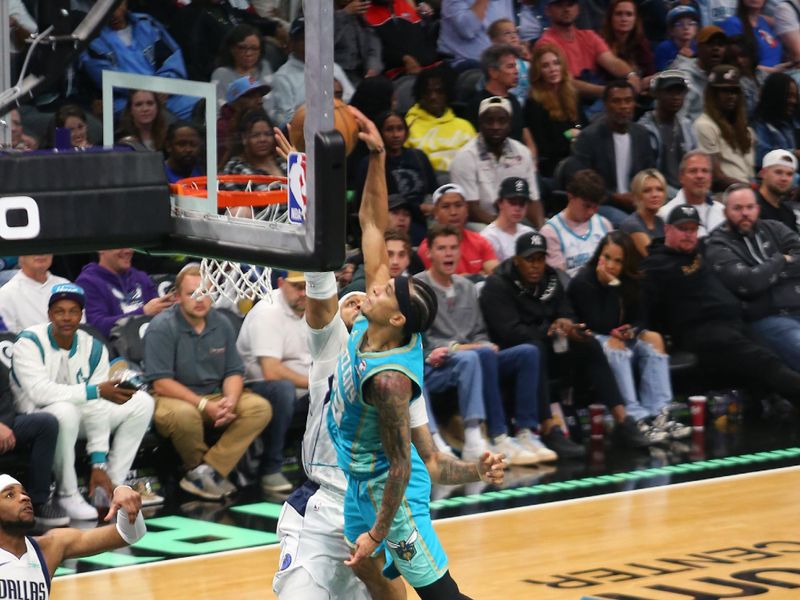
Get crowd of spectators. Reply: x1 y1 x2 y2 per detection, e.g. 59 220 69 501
4 0 800 524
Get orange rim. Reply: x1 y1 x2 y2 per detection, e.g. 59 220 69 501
171 175 288 208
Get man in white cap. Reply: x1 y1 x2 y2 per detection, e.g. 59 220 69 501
756 149 800 234
706 183 800 372
11 284 156 521
449 96 544 229
0 474 145 594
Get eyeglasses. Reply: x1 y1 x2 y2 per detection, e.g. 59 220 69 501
235 44 260 53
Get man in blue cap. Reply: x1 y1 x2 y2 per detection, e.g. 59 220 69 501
11 284 156 521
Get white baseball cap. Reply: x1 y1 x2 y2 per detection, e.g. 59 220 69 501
762 149 798 171
478 96 512 117
432 183 466 204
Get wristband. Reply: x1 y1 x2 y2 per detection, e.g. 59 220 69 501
197 397 208 413
116 506 146 544
305 271 337 300
367 530 382 544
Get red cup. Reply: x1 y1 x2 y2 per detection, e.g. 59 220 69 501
690 429 706 461
589 404 605 439
689 395 707 431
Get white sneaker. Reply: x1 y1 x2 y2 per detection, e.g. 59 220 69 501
59 493 98 521
461 436 490 463
515 431 558 462
491 433 539 467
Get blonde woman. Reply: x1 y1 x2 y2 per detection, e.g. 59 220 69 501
620 169 668 257
523 43 585 178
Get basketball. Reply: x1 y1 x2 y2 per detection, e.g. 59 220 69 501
289 98 360 156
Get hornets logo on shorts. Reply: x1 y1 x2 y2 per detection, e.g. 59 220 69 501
387 529 418 561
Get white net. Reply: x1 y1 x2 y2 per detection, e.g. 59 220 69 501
194 258 274 305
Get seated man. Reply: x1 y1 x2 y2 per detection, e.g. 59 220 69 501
540 169 612 277
481 177 537 261
755 149 800 234
450 97 544 228
0 255 71 333
658 150 725 237
642 204 800 403
417 184 499 276
237 272 310 494
706 184 800 372
416 224 555 465
76 248 176 338
480 232 651 451
144 264 272 500
343 229 422 294
11 284 156 520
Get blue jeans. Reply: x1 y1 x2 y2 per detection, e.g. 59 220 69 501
749 314 800 373
595 335 672 422
425 344 540 438
248 380 297 476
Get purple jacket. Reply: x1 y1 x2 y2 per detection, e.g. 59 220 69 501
76 262 158 337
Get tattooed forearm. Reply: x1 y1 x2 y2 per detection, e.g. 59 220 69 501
435 455 481 485
367 372 412 539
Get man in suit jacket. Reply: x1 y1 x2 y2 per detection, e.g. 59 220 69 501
571 80 656 225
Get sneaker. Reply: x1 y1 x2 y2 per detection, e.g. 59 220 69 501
58 492 99 521
461 436 490 463
515 430 558 462
34 498 69 528
213 473 237 497
541 426 585 459
179 464 227 500
613 416 653 448
260 472 293 494
636 419 669 445
491 433 539 467
130 480 165 506
652 408 691 439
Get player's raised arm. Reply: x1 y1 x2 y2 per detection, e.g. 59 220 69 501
349 106 390 292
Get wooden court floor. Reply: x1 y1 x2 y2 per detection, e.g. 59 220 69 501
52 467 800 599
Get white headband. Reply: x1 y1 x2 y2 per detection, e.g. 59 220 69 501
0 475 21 493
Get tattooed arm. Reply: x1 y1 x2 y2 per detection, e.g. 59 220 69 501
412 424 505 486
345 371 412 567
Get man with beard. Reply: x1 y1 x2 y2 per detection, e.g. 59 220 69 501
0 475 145 595
706 184 800 372
163 122 203 184
755 150 800 234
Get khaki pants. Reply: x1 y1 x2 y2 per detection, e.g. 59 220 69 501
154 391 272 476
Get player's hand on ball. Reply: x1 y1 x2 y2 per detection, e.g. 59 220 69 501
478 451 506 485
274 126 296 161
344 530 380 568
347 106 384 154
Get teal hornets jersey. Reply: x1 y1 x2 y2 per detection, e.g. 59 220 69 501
327 316 424 480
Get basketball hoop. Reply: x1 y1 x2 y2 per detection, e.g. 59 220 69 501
171 174 292 304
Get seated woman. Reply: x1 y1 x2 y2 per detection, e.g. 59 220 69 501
221 109 285 217
568 231 690 442
355 111 437 246
601 0 656 88
693 65 755 190
211 24 273 110
116 90 167 152
721 0 784 72
752 73 800 169
619 169 667 257
523 43 586 179
45 104 92 149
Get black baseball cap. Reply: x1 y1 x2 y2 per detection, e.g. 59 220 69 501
515 232 547 257
289 17 305 38
498 177 531 200
388 194 411 211
667 204 701 226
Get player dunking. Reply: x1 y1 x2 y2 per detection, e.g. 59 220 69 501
326 108 475 599
272 121 503 599
0 475 146 598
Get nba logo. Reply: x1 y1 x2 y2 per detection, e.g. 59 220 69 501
287 151 307 225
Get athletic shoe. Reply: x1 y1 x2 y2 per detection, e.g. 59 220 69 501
58 492 98 520
260 472 293 494
541 426 585 459
213 472 237 497
130 479 165 506
515 430 558 462
461 436 491 463
34 498 69 528
636 419 669 445
491 434 540 467
613 416 653 448
179 464 226 500
652 408 691 439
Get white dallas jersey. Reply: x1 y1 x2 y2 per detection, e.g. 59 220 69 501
303 315 427 495
547 213 610 277
0 537 50 600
